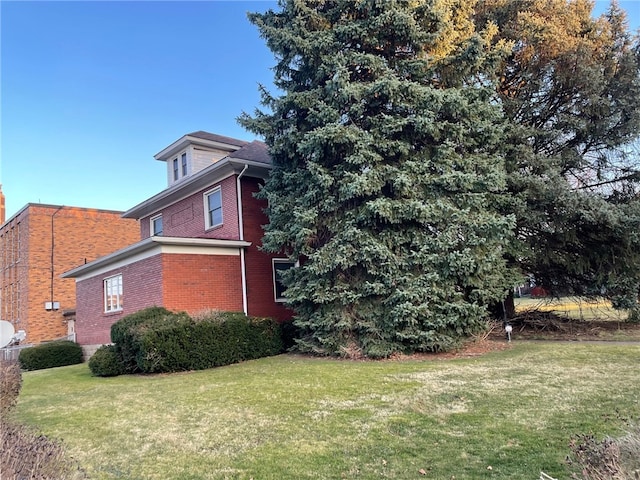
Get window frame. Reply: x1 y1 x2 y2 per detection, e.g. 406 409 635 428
150 214 163 236
181 152 188 176
272 259 297 302
172 158 179 181
203 186 223 230
103 274 123 313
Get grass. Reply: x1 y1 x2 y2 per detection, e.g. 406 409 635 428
13 343 640 479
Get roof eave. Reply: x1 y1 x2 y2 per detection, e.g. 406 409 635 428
61 236 252 279
154 135 244 162
122 158 271 220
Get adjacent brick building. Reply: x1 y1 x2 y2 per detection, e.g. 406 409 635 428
0 204 139 344
63 132 294 349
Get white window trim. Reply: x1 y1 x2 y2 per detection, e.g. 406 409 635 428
172 158 179 181
150 214 163 236
181 152 188 176
104 274 123 313
171 149 189 183
203 186 223 230
272 259 298 302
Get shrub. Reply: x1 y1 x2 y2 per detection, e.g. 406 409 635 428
88 345 125 377
0 360 22 415
19 341 83 371
110 306 190 373
112 309 283 374
142 312 284 373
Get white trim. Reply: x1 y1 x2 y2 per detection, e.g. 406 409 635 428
103 274 123 313
272 258 297 302
236 165 249 315
203 186 223 230
123 158 270 220
172 157 179 181
150 213 163 236
62 236 252 281
154 135 244 161
181 152 188 176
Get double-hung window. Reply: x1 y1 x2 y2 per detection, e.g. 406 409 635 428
151 214 163 236
204 187 223 229
172 158 179 181
181 153 188 176
272 259 297 302
104 274 123 312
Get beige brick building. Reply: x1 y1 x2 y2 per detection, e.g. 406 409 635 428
0 202 139 344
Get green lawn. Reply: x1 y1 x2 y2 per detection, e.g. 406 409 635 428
13 342 640 479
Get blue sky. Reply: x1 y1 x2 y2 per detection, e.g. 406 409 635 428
1 1 639 220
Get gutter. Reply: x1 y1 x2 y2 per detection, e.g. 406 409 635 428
236 164 249 316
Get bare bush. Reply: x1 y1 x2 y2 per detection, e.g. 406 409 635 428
618 425 640 478
0 421 86 479
0 359 86 479
0 359 22 414
568 425 640 479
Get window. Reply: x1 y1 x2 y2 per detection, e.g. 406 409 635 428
151 214 163 236
104 274 123 312
272 259 296 302
173 158 179 181
181 153 188 176
204 187 223 229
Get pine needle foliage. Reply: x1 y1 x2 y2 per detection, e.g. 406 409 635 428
240 0 513 357
475 0 640 313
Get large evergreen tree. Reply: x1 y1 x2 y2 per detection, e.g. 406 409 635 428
240 0 513 357
475 0 640 315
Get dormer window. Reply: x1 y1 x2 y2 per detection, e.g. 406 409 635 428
171 151 189 183
151 214 163 236
173 158 179 181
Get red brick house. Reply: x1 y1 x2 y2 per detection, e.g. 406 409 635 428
63 132 293 348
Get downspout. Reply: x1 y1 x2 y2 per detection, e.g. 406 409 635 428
50 206 64 311
236 165 249 315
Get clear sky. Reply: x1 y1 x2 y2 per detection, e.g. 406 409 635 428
1 1 639 220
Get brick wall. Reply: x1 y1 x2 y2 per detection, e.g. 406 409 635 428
71 174 293 347
241 177 294 321
140 176 239 240
0 209 30 336
75 254 164 345
162 253 243 313
74 251 244 346
0 205 139 344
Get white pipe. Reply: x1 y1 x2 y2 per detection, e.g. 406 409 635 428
236 165 249 315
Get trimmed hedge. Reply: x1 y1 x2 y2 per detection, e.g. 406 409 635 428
106 307 284 375
19 341 83 371
110 306 191 373
88 345 125 377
